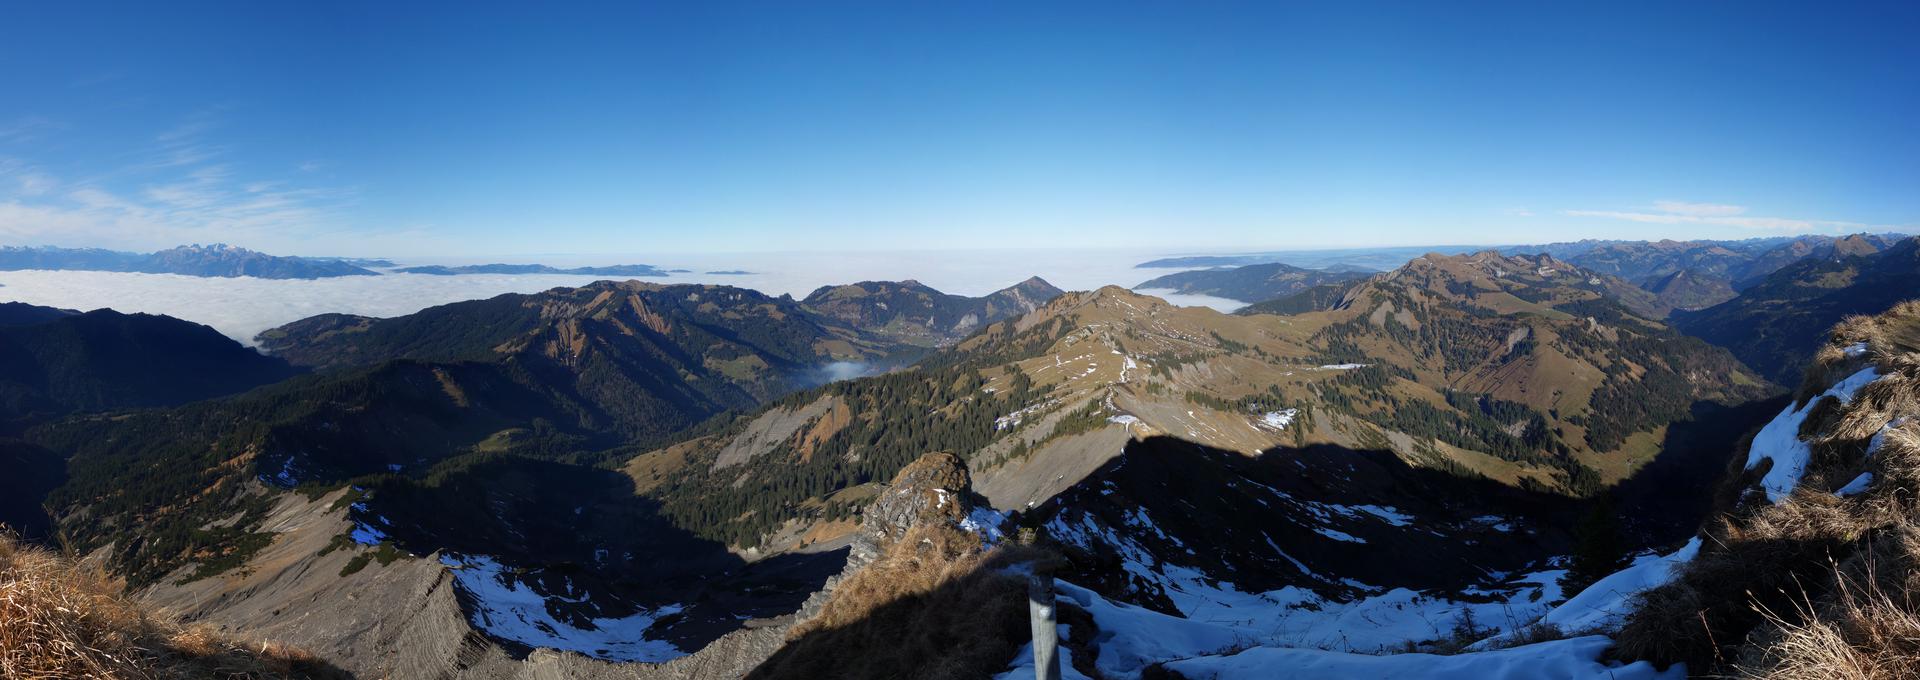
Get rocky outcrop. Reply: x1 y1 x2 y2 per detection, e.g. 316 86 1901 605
744 453 1027 680
846 452 973 569
780 452 978 630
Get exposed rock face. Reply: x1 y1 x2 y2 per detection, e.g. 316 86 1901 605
847 452 974 570
789 452 976 628
712 396 838 470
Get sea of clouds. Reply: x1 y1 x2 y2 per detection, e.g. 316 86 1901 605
0 248 1247 344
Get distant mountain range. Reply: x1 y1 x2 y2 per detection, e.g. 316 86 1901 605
1133 262 1374 302
1673 236 1920 384
0 244 677 280
1504 233 1903 312
1134 233 1905 313
798 276 1064 346
0 244 384 279
1136 245 1481 271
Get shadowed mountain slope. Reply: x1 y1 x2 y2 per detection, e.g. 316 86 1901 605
1674 237 1920 384
0 304 297 428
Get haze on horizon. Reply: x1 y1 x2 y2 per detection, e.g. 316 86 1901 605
1 1 1916 258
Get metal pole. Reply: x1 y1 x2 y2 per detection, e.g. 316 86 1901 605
1028 573 1062 680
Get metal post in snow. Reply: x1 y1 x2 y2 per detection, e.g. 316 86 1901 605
1029 572 1062 680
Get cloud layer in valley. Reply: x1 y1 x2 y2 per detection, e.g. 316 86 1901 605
0 248 1247 345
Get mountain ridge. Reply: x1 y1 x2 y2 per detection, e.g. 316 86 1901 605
797 276 1064 347
1133 261 1372 303
1673 236 1920 384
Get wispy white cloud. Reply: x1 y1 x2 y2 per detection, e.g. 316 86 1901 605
1564 200 1870 232
1504 207 1535 217
1649 200 1746 217
0 159 57 197
0 114 431 254
16 173 55 196
141 115 227 170
0 117 64 143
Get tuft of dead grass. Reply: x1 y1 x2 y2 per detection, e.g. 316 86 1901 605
0 533 345 680
1734 527 1920 680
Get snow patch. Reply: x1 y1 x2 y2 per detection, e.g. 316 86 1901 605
1164 635 1683 680
346 502 391 545
994 624 1097 680
1744 368 1879 503
1534 537 1699 634
1837 472 1874 497
1256 409 1299 431
996 398 1061 431
1353 504 1415 527
1047 509 1569 657
1470 515 1516 532
1005 571 1576 680
1868 417 1909 457
961 506 1008 544
348 524 386 544
1313 527 1366 544
1055 581 1248 678
265 456 303 487
441 555 685 663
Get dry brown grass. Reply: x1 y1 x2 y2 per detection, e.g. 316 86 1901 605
789 524 994 638
1619 303 1920 674
1797 301 1920 405
1615 491 1858 667
1619 424 1920 669
0 534 345 680
750 523 1054 680
1734 527 1920 680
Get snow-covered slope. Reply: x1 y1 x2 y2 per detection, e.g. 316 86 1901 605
1024 436 1573 625
991 311 1920 679
1163 636 1681 680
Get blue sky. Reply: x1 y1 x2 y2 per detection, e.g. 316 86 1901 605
1 1 1915 256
